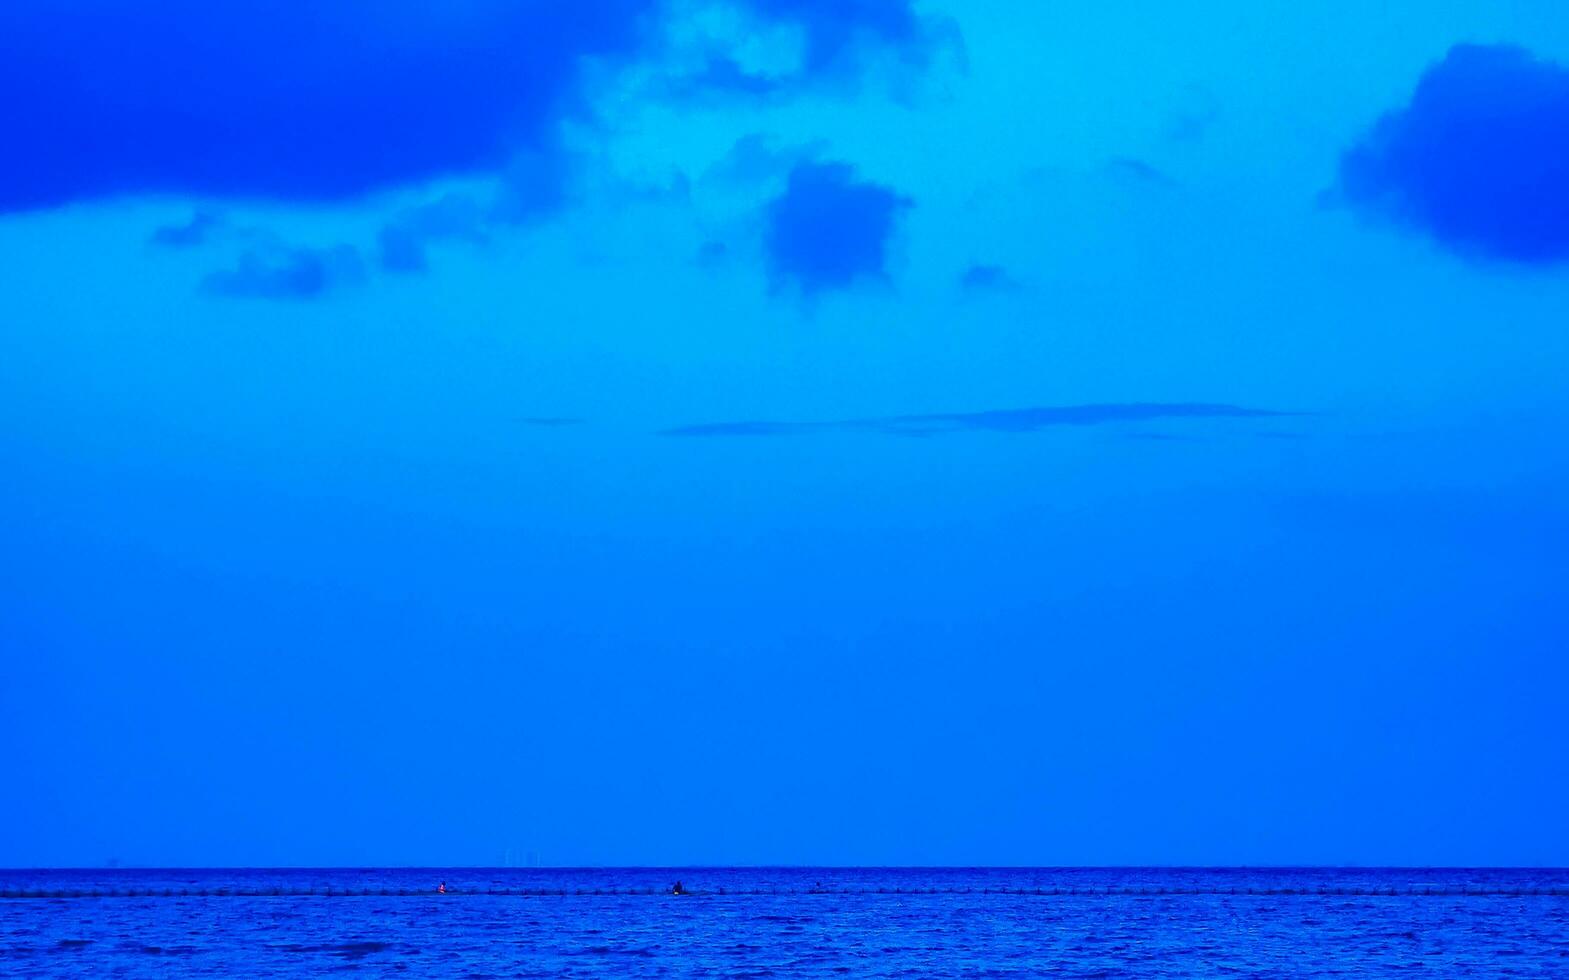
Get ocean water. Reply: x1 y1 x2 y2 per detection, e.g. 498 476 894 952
3 868 1567 977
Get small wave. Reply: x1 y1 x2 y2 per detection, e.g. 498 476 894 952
569 945 656 957
273 941 393 959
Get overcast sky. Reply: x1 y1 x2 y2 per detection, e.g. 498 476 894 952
3 0 1568 867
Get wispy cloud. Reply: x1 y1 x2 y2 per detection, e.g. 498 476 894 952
658 1 957 101
202 245 365 300
1105 157 1178 188
705 133 828 185
959 263 1022 293
663 403 1296 438
149 209 226 248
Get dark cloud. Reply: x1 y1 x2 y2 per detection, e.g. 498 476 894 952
764 161 912 294
663 403 1294 437
1335 44 1569 263
150 210 225 248
959 263 1021 293
201 245 365 300
1 1 944 214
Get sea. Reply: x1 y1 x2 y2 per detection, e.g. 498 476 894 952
3 867 1567 977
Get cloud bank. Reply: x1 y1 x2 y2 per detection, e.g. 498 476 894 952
0 1 943 214
0 1 661 212
1336 44 1569 263
663 403 1293 437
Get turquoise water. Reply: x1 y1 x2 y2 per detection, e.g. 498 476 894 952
3 868 1567 976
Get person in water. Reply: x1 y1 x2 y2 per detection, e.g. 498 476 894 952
438 882 447 894
671 881 686 895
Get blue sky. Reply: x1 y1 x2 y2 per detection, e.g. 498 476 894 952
3 1 1568 868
